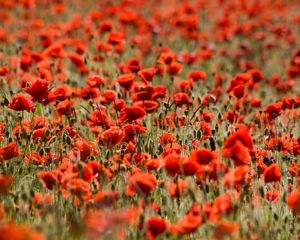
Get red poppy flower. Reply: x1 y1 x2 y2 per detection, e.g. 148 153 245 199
167 61 182 75
88 110 114 130
118 106 146 124
107 31 125 45
223 125 253 166
8 93 35 112
224 140 251 166
0 142 21 162
52 85 72 102
232 84 245 99
86 75 104 88
250 97 262 108
99 21 112 33
224 125 253 150
0 65 9 76
24 151 44 165
133 85 155 101
166 178 189 198
213 221 239 240
169 213 202 235
146 159 162 171
226 73 251 93
137 67 157 83
94 190 120 206
0 174 12 195
146 216 167 240
126 172 156 196
80 87 99 100
265 190 279 203
286 188 300 215
31 127 48 140
67 52 89 74
124 58 141 73
288 162 300 177
38 170 62 190
152 85 167 100
189 148 216 165
173 92 191 107
81 164 93 182
0 122 4 141
123 123 147 142
72 138 99 161
266 102 283 119
156 52 172 65
57 100 73 115
164 153 199 176
43 42 66 58
87 161 112 179
102 90 117 102
23 78 48 102
178 80 193 93
188 70 207 81
282 97 300 109
201 111 214 123
263 163 282 183
116 73 135 90
164 153 183 176
158 133 176 145
64 178 92 202
208 160 229 181
134 100 159 113
222 165 250 187
0 223 44 240
210 192 239 222
248 69 264 83
97 127 125 147
199 121 212 139
34 193 54 206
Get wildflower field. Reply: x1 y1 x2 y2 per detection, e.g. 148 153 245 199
1 0 300 239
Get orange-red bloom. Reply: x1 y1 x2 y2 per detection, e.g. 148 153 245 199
173 92 190 107
38 170 62 190
0 174 13 195
166 178 189 198
223 125 253 166
169 213 202 235
97 127 125 147
138 67 157 83
263 163 282 183
57 100 73 115
72 138 99 161
188 70 207 81
189 148 216 165
232 84 245 99
145 216 167 240
0 223 44 240
134 100 159 113
8 93 35 112
0 142 21 162
94 190 120 206
24 151 45 165
86 75 104 88
23 78 49 102
222 166 250 187
117 73 135 90
213 221 239 240
164 153 199 176
286 188 300 215
126 172 156 196
118 106 146 123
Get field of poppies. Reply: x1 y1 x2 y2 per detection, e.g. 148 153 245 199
1 0 300 239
